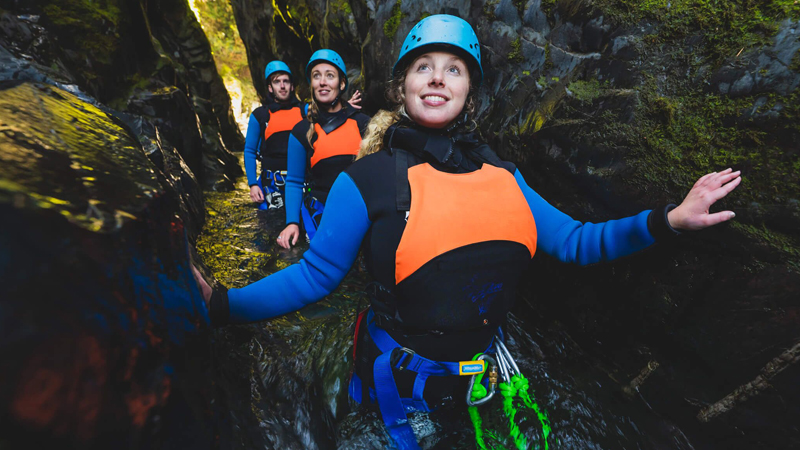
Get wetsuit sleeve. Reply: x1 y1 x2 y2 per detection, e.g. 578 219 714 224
243 113 262 186
514 169 655 264
226 173 371 322
285 134 307 226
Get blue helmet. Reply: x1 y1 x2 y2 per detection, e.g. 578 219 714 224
264 60 292 81
392 14 483 86
305 49 349 93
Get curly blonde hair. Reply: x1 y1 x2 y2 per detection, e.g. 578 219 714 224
357 71 476 160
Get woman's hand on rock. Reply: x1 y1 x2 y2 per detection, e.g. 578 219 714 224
191 264 212 307
668 168 742 231
277 224 300 249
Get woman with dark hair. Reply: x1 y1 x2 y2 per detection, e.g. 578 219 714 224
196 15 740 449
276 50 370 246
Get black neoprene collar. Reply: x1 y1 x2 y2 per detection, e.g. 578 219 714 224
317 104 358 134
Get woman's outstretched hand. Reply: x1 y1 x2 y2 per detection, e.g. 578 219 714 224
277 224 301 249
668 168 742 231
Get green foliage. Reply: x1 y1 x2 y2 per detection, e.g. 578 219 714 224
508 38 524 63
192 0 258 129
384 0 405 41
594 0 800 64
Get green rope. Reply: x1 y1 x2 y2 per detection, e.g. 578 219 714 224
467 355 556 450
512 374 554 449
469 405 490 450
498 381 528 450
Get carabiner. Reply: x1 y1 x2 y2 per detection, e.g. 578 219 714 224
466 354 498 407
495 338 522 378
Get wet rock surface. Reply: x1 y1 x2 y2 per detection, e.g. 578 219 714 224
0 81 213 447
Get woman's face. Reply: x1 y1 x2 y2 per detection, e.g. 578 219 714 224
310 62 344 104
404 52 471 129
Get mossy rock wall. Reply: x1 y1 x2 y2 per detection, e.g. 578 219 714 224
1 0 243 190
230 0 800 446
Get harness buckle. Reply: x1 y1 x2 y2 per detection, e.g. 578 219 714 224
390 347 416 371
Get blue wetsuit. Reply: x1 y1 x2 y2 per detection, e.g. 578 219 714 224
284 105 370 235
228 134 667 322
212 125 677 412
242 99 308 187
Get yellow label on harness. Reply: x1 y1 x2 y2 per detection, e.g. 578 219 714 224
459 360 486 376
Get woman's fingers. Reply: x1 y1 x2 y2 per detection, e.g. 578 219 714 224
250 186 264 202
277 225 300 249
694 171 717 188
191 264 212 304
710 174 741 202
704 210 736 227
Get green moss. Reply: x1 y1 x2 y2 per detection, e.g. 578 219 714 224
483 0 500 21
650 96 675 124
543 42 553 71
384 0 405 41
508 37 524 63
540 0 558 15
594 0 800 65
790 50 800 73
568 79 606 102
42 0 122 67
513 0 527 15
332 0 353 15
729 222 800 267
572 84 799 251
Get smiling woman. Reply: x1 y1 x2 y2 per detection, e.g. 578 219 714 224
404 53 472 128
194 14 741 450
274 49 371 246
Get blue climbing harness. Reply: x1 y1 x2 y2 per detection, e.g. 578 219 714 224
300 194 325 241
256 170 287 210
349 309 494 450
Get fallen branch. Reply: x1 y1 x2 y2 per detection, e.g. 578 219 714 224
698 341 800 422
